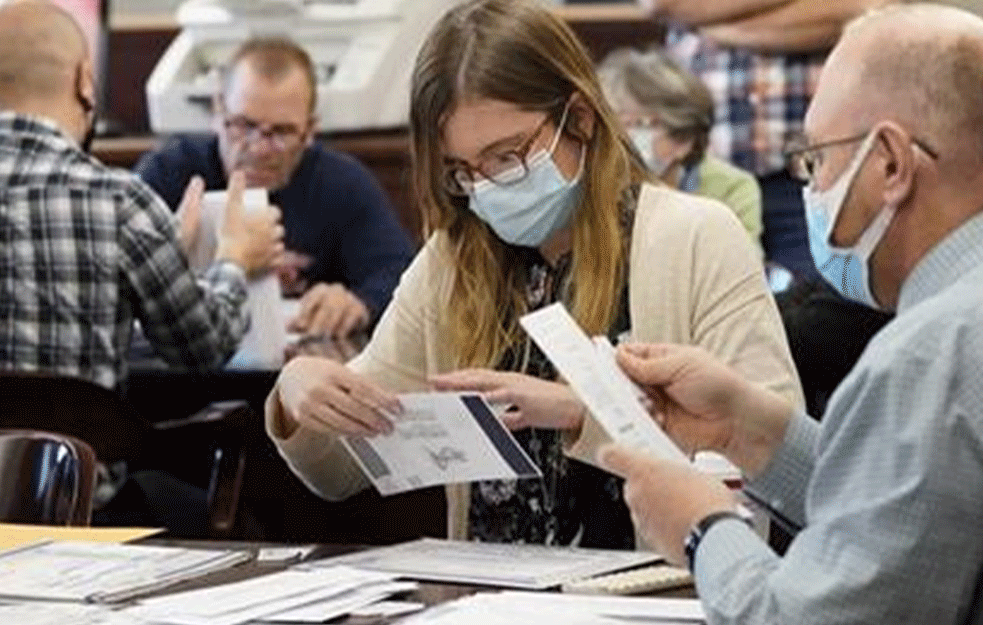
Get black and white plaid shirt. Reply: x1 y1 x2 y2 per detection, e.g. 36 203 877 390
0 113 248 389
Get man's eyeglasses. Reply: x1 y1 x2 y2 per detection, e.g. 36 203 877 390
442 112 555 197
785 131 939 183
223 116 307 151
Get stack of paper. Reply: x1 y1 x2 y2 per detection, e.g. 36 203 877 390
401 591 705 625
0 541 251 603
311 538 661 589
125 565 413 625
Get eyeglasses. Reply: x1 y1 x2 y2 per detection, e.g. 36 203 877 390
222 115 307 151
785 131 939 183
441 112 556 197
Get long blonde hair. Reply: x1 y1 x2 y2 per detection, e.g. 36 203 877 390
410 0 650 368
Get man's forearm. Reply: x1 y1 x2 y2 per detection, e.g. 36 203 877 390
692 0 894 52
649 0 793 27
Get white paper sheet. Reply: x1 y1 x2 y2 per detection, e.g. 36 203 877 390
310 538 661 589
0 541 251 603
340 393 541 495
519 303 688 464
258 580 418 622
190 189 288 370
126 566 397 625
0 602 137 625
402 591 704 625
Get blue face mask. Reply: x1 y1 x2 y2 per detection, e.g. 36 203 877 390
803 131 896 309
468 103 585 247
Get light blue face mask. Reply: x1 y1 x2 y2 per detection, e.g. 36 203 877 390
468 103 584 248
803 130 896 309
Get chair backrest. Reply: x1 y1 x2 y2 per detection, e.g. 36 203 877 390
0 429 97 525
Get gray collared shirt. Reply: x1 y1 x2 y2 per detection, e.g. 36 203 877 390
693 212 983 624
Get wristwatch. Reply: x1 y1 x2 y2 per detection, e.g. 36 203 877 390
683 510 752 572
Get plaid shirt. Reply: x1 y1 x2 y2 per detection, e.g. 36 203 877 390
665 27 827 177
0 113 248 389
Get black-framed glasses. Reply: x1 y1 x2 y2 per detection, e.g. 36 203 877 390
222 115 307 151
785 131 939 183
441 112 556 197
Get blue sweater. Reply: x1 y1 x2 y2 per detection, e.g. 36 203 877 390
135 135 414 321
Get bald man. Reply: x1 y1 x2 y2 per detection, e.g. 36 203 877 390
0 1 283 389
598 4 983 623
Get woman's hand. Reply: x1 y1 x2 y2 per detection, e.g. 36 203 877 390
275 356 401 438
430 369 586 432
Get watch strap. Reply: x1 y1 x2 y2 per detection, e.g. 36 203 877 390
684 510 752 573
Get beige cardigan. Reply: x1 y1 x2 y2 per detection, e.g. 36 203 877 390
265 183 803 542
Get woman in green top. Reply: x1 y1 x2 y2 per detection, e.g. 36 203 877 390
598 47 763 253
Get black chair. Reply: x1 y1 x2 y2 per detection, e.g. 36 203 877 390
0 372 250 537
0 429 97 525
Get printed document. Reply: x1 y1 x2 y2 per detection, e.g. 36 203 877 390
341 393 541 495
519 303 688 463
311 538 661 589
401 591 705 624
0 540 251 603
192 189 288 370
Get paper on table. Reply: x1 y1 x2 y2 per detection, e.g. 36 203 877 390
340 393 541 495
311 538 661 589
190 189 287 370
0 523 163 551
0 540 251 603
258 580 419 623
349 599 426 618
0 602 134 625
401 591 705 625
127 565 398 625
519 303 688 464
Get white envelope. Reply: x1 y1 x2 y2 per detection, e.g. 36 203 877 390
191 189 287 370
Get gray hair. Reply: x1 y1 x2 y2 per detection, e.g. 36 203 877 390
597 47 714 167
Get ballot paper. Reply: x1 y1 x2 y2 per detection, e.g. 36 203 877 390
0 541 252 603
191 189 288 370
312 538 661 589
519 303 689 464
0 602 133 625
126 565 400 625
401 591 705 624
341 393 541 495
257 580 419 623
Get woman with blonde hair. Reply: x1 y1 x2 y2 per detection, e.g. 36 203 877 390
266 0 801 548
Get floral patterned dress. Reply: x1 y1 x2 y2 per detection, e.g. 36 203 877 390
469 191 638 549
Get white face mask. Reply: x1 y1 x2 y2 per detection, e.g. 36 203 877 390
627 126 671 177
468 102 584 247
803 130 896 309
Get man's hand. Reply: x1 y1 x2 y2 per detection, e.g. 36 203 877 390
176 175 205 259
600 444 737 565
214 171 285 276
277 250 314 297
429 369 586 432
616 342 793 478
288 283 370 337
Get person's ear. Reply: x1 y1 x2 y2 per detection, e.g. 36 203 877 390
875 121 917 208
666 135 695 164
75 58 96 112
304 114 319 146
566 92 596 142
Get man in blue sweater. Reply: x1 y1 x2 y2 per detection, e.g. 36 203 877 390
137 37 413 337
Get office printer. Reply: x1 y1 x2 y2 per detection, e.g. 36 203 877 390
147 0 457 133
